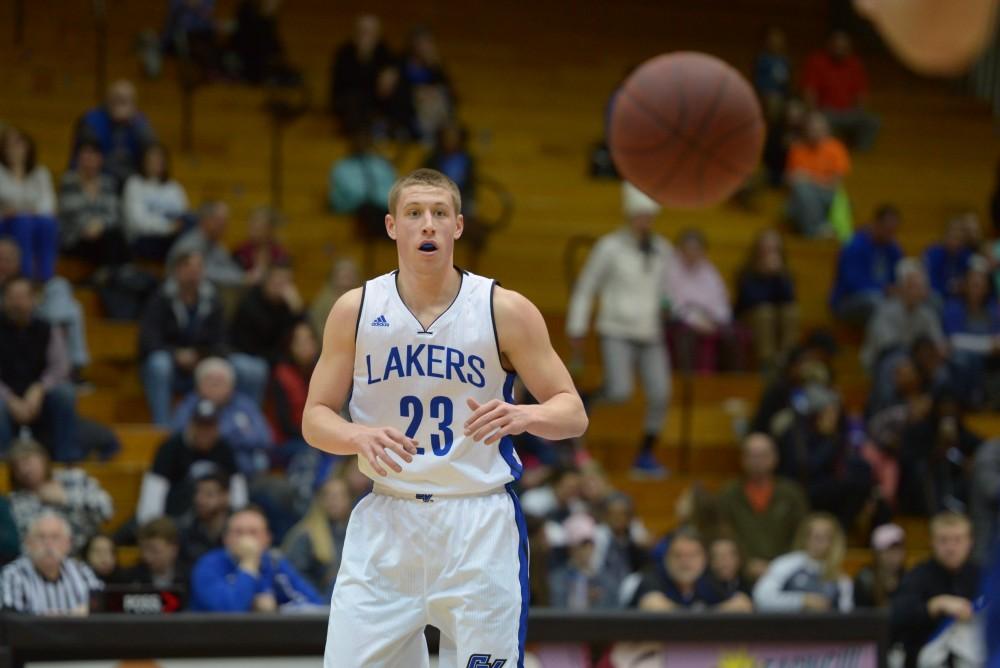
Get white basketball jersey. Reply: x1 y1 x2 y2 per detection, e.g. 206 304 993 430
349 269 522 496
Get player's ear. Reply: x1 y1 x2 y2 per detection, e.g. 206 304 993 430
385 213 397 240
454 213 464 240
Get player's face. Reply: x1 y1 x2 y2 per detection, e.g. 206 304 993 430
387 186 463 268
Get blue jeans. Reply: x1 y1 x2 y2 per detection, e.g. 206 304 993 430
834 290 884 328
0 214 58 281
787 181 835 237
0 383 79 461
142 350 269 426
36 277 90 368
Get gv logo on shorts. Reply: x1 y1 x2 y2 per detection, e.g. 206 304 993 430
466 654 506 668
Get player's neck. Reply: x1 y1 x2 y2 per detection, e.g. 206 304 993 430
395 263 462 314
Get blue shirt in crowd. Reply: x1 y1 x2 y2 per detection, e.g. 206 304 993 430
171 392 275 476
924 244 972 298
190 547 324 612
753 52 791 96
830 229 903 308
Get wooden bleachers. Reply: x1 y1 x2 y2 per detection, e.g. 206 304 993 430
1 0 998 571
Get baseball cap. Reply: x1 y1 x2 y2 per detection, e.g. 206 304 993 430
871 523 905 551
192 399 219 424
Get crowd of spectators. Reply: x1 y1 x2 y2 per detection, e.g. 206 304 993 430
0 9 997 668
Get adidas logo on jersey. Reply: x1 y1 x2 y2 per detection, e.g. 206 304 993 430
371 315 390 327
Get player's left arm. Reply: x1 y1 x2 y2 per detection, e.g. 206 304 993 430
464 286 588 444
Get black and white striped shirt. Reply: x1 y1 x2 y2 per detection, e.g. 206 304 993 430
0 556 103 614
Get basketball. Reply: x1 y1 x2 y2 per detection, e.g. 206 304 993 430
609 52 765 209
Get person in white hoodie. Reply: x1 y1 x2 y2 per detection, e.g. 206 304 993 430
753 511 854 612
567 182 673 476
123 143 189 261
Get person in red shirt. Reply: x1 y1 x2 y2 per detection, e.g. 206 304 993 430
785 112 851 237
802 31 881 151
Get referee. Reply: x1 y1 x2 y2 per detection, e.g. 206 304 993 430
0 512 102 614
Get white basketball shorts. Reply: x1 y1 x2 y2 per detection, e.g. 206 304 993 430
324 484 529 668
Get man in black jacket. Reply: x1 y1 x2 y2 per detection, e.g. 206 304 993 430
139 251 227 426
230 261 303 364
0 277 78 461
891 512 981 667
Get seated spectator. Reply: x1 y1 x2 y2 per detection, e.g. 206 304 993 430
167 201 246 288
0 494 19 566
424 123 475 215
309 258 360 336
233 207 290 277
753 513 853 612
898 393 981 515
71 80 156 188
753 26 792 119
943 257 1000 409
717 432 809 581
520 466 584 525
593 492 649 595
82 534 126 585
123 517 189 596
58 141 130 269
801 31 880 150
762 96 807 189
231 261 304 364
171 358 274 477
139 251 266 424
123 143 189 261
402 27 454 142
925 215 976 302
329 14 397 135
707 535 751 597
7 439 113 552
0 278 78 461
328 132 397 224
0 238 90 377
633 528 753 612
230 0 298 85
0 512 102 614
268 321 318 450
830 204 904 326
972 438 1000 563
750 332 838 437
0 126 58 281
862 259 945 404
548 513 619 610
785 112 850 238
281 476 352 597
891 513 980 668
734 229 798 369
666 228 740 373
190 506 323 612
177 472 231 568
136 399 248 524
776 386 874 530
854 523 907 608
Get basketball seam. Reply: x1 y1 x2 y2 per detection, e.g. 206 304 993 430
648 71 731 201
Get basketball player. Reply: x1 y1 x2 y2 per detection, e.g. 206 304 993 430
303 168 588 668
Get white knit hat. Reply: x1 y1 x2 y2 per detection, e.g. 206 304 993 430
622 181 661 217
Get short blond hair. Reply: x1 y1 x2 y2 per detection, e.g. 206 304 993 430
387 168 461 216
930 511 971 536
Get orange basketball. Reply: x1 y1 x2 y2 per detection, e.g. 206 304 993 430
609 52 765 209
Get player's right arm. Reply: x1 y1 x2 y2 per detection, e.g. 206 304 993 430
302 288 418 477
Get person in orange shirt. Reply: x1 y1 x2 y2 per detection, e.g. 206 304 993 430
785 112 851 238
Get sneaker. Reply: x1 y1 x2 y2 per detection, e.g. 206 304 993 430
630 452 668 479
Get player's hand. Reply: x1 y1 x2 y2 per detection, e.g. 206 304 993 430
350 425 418 476
464 398 534 445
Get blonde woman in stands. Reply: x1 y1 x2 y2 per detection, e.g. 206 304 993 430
753 512 853 612
567 182 673 476
281 476 353 597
